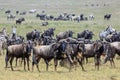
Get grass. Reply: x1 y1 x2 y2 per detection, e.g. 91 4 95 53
0 0 120 80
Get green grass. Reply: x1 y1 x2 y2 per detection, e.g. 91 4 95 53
0 0 120 80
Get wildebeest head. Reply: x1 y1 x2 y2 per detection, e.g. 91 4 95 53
22 42 27 53
59 41 67 52
26 41 33 55
68 30 74 37
93 41 103 53
78 42 85 52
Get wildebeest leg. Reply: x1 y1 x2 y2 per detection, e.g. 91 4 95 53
110 58 115 68
78 58 85 71
5 56 10 68
15 58 18 67
54 59 58 71
67 55 73 72
27 57 30 71
45 60 49 71
23 58 26 71
10 57 14 71
95 58 100 70
32 55 41 72
36 58 41 72
86 57 88 64
112 59 115 68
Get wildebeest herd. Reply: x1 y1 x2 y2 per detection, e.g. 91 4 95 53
0 24 120 72
3 9 112 26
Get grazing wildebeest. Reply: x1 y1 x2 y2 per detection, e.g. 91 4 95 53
42 22 48 26
104 14 111 20
103 42 120 67
5 10 11 14
77 30 94 39
39 14 46 20
19 11 26 15
16 17 25 24
5 42 32 71
46 15 54 20
32 43 61 71
56 30 74 41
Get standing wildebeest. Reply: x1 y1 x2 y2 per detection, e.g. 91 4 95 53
77 30 94 39
5 42 32 71
58 38 85 71
103 42 120 67
41 28 55 38
32 43 61 71
56 30 74 41
104 14 111 20
16 17 25 24
26 30 40 41
92 41 106 70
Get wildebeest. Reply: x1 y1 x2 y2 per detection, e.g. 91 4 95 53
41 28 55 38
16 17 25 24
19 11 26 15
7 35 24 46
32 43 61 71
103 42 120 67
26 30 40 41
77 30 94 39
56 30 74 41
92 41 106 70
5 42 32 71
58 38 85 71
42 22 48 26
104 14 111 20
5 10 11 14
